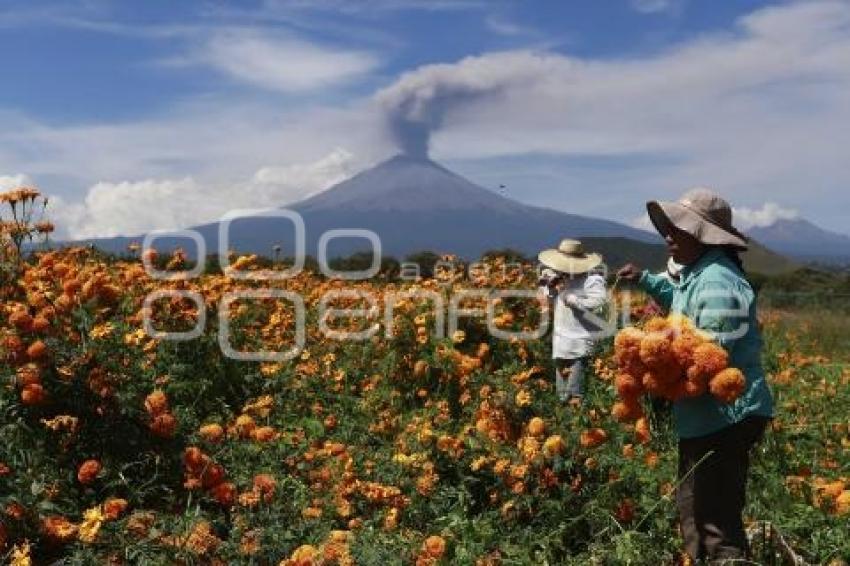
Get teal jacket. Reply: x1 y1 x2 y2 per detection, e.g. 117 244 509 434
639 248 774 439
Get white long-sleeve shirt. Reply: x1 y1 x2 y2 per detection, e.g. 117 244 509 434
539 273 608 359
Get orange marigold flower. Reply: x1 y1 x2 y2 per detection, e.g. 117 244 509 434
183 447 207 471
250 425 278 443
26 339 47 360
612 400 644 423
639 333 676 369
644 451 660 468
199 423 225 443
201 463 226 490
144 390 169 415
233 414 256 438
421 535 447 559
15 364 41 387
615 372 643 398
413 359 429 377
9 310 33 330
253 474 276 502
643 317 669 333
671 332 702 367
836 491 850 515
210 482 236 507
635 417 651 445
683 374 709 398
21 382 46 405
527 417 546 437
580 428 609 448
41 515 78 543
709 368 746 403
5 502 26 520
149 412 177 438
641 372 667 397
103 498 129 520
30 316 50 333
615 498 636 524
688 342 728 381
77 459 102 485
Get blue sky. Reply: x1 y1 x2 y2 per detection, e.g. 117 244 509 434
1 0 849 238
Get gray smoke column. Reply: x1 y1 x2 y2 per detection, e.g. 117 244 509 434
376 51 556 157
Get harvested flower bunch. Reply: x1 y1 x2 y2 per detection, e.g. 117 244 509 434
611 315 746 422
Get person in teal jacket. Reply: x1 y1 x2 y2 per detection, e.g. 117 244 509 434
618 188 774 562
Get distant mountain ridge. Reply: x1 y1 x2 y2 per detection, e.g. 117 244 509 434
747 217 850 262
70 154 797 274
76 154 659 263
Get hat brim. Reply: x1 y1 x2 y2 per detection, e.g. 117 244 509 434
537 249 603 274
647 201 749 250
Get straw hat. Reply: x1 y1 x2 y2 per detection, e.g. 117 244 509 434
647 188 748 250
538 239 603 275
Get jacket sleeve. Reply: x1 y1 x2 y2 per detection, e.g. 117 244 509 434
565 274 608 310
692 280 751 350
538 284 557 301
637 271 675 310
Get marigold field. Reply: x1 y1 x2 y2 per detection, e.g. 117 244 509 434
1 246 849 565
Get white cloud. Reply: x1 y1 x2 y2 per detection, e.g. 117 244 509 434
632 202 800 234
0 173 33 190
374 1 850 231
3 1 850 236
52 149 359 239
733 202 799 230
484 15 536 37
630 0 682 15
175 29 380 92
631 213 655 233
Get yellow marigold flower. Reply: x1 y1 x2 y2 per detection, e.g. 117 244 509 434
515 389 532 407
243 395 274 418
527 417 546 437
542 435 566 457
470 456 488 472
10 541 32 566
41 415 79 433
78 505 105 543
383 507 399 530
89 322 115 340
287 544 319 565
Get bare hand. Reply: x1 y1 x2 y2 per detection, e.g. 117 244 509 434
617 263 643 282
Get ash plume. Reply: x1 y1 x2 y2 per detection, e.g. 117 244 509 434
375 51 553 157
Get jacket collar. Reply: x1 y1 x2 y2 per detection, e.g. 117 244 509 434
678 248 728 289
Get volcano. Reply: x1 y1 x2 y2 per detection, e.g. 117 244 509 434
80 154 668 266
747 217 850 263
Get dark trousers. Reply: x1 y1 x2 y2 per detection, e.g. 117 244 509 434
676 415 770 562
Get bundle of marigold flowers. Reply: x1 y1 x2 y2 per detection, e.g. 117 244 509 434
611 315 746 422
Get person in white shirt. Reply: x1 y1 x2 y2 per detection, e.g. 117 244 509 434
537 239 608 405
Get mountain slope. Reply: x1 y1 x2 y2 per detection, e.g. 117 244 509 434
748 218 850 261
76 154 660 263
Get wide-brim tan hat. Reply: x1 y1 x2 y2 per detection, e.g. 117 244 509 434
647 187 749 250
538 239 603 274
